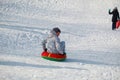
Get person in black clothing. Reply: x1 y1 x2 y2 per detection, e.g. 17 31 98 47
109 7 119 30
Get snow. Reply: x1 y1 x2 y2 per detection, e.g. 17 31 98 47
0 0 120 80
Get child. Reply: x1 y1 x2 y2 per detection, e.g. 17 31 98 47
42 27 66 54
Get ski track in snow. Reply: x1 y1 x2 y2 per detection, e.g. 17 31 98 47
0 23 120 80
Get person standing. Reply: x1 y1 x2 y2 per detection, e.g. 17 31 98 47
109 7 119 30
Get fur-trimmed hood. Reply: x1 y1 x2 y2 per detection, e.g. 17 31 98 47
48 30 57 38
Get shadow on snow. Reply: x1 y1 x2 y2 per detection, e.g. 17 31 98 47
0 60 88 71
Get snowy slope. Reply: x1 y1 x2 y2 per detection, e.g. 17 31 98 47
0 0 120 80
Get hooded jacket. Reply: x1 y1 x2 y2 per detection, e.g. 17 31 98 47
42 30 63 54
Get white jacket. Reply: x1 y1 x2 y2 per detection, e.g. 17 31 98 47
42 30 64 54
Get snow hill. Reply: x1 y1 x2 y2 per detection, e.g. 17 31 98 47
0 0 120 80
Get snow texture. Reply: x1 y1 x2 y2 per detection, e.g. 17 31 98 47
0 0 120 80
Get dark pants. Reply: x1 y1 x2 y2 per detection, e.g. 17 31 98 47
112 22 116 30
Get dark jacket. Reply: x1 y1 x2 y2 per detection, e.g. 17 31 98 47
109 8 119 22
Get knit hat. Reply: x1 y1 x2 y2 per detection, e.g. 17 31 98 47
114 7 117 9
53 27 61 33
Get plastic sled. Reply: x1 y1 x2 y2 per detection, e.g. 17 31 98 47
116 20 120 29
41 51 66 61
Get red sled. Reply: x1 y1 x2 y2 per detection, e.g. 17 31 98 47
116 20 120 29
41 51 66 61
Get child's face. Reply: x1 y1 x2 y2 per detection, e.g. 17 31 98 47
56 32 60 36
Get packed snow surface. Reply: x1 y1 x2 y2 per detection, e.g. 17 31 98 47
0 0 120 80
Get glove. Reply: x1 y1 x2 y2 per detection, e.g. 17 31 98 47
44 48 47 52
63 52 66 55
